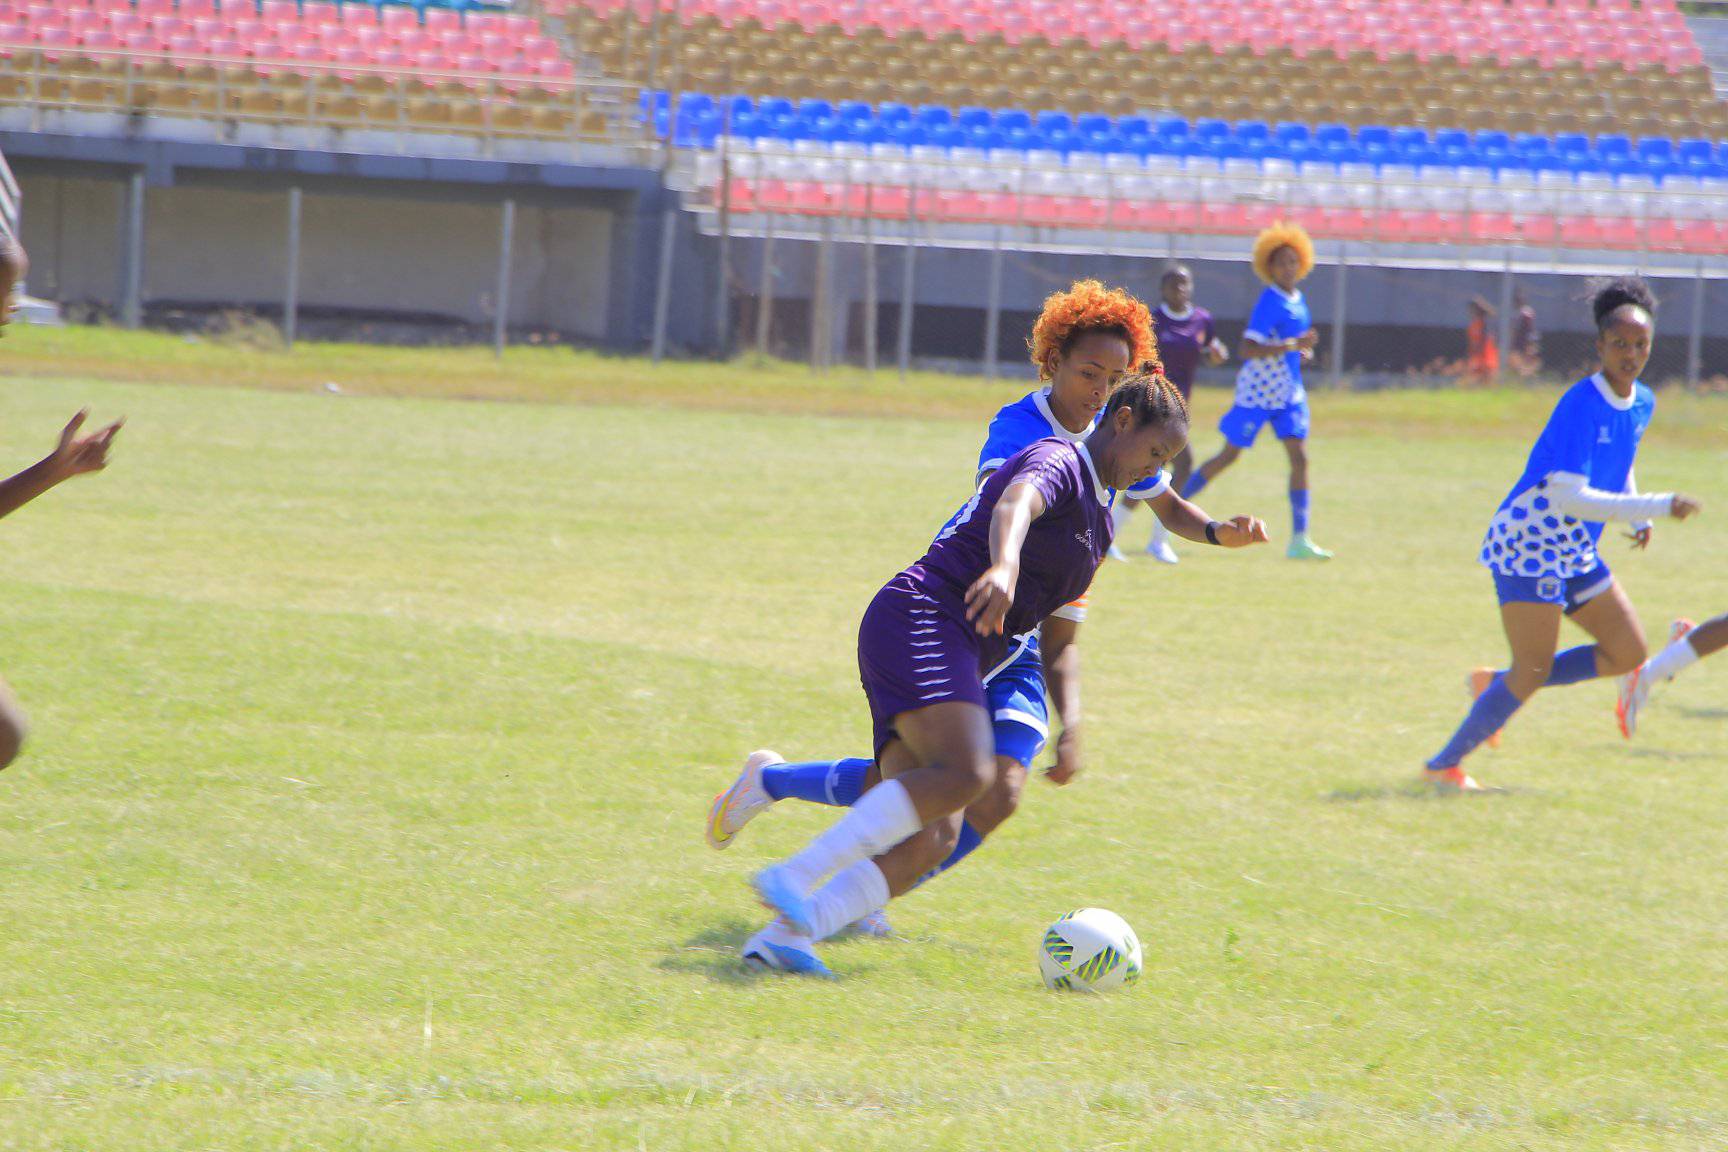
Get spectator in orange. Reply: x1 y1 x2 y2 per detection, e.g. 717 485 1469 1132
1465 296 1500 385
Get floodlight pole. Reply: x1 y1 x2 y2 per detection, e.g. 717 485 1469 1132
284 185 302 349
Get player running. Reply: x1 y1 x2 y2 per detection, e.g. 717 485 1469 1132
710 282 1164 941
730 370 1269 976
1113 263 1229 563
1182 222 1332 560
1425 277 1700 790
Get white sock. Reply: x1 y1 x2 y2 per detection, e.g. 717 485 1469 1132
778 778 921 891
1110 501 1133 537
1150 519 1169 547
808 860 891 942
1646 635 1701 684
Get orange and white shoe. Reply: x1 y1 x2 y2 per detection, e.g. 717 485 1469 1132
1425 765 1485 792
1466 667 1503 749
1617 618 1697 739
707 748 782 850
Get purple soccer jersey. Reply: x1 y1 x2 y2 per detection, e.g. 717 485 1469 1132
1153 304 1215 399
855 438 1114 752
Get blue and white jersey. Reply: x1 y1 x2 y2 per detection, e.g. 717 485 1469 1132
975 388 1171 502
1232 285 1310 409
1480 373 1655 580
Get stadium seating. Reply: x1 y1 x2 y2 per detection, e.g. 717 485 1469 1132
562 0 1726 141
0 0 611 139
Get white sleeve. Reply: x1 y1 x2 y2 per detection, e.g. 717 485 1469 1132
1626 468 1654 534
1548 471 1672 523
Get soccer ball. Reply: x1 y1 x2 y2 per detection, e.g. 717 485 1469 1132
1038 907 1142 992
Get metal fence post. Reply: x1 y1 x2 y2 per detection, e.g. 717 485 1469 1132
896 166 918 381
755 214 775 363
1497 255 1514 381
984 235 1004 382
862 181 878 373
650 200 676 362
119 169 145 330
1328 249 1347 389
284 185 302 349
493 197 516 359
1687 261 1706 388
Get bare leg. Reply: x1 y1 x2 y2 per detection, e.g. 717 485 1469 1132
1683 613 1728 659
1565 582 1648 679
1189 442 1243 489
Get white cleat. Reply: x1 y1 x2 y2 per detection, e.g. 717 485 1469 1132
1106 543 1131 563
742 919 834 978
840 909 894 939
1144 533 1179 564
1616 664 1648 740
707 748 781 850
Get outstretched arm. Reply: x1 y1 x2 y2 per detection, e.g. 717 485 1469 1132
0 411 124 521
1141 486 1270 547
1547 471 1699 526
1039 614 1082 785
964 482 1047 636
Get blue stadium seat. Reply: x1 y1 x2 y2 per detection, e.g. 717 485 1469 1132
1474 130 1511 153
1117 115 1152 140
1677 138 1714 164
1275 122 1310 146
1194 117 1230 142
996 109 1032 134
836 100 873 125
1358 125 1392 150
1434 129 1469 152
1035 110 1073 135
915 106 952 129
1154 115 1188 142
1553 132 1590 158
957 106 994 131
877 102 913 128
1235 120 1271 144
1392 127 1430 152
757 96 793 121
1314 123 1351 148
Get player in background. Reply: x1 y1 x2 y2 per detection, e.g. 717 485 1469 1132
734 373 1268 976
1112 264 1229 564
1616 615 1728 737
1181 222 1332 560
1425 278 1699 790
709 281 1166 936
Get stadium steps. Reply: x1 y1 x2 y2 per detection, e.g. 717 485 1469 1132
1684 14 1728 97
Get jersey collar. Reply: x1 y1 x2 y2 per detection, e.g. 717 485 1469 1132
1590 372 1637 411
1271 284 1302 303
1158 302 1195 321
1034 388 1090 441
1075 441 1110 506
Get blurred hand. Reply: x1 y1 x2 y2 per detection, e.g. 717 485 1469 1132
963 563 1017 636
50 410 124 480
1670 494 1702 521
1625 525 1653 550
1295 330 1320 351
1044 727 1082 786
1215 515 1271 548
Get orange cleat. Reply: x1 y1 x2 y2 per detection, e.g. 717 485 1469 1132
1426 765 1485 792
1467 667 1503 749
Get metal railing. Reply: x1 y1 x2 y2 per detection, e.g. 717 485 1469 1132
0 41 653 153
0 142 18 242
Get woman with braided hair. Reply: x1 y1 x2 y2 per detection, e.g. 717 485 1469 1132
714 354 1269 977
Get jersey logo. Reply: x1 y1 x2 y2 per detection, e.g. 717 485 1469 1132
1537 577 1563 601
1597 427 1612 444
1074 529 1097 552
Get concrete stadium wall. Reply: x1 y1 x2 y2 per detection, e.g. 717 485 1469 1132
17 172 616 337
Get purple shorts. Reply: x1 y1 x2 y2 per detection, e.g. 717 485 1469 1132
856 572 988 756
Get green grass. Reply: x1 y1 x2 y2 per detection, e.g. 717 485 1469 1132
3 330 1728 1149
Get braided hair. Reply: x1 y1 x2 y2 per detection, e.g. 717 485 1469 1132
1591 276 1657 332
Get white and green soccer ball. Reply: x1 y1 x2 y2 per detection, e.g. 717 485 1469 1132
1038 907 1142 992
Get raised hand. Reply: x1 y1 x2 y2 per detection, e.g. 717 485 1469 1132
51 410 124 479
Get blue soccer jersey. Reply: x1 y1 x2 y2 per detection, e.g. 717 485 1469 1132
1481 373 1656 581
975 388 1171 502
1232 286 1310 409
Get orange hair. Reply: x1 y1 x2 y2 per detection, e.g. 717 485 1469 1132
1251 221 1316 285
1027 279 1160 381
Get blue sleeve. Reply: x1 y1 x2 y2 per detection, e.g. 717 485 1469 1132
1243 289 1287 344
1532 389 1593 477
977 408 1035 484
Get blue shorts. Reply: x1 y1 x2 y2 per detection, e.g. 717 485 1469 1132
984 642 1047 768
1220 400 1309 448
1492 559 1614 614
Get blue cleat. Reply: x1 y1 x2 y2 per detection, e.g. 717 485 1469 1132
752 865 815 937
742 922 834 979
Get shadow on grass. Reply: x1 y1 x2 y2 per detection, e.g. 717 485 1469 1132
1674 705 1728 721
654 918 765 985
1323 781 1525 803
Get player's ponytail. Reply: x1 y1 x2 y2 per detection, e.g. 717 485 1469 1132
1103 361 1188 430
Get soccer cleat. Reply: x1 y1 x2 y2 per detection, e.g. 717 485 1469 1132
1286 534 1333 560
1144 533 1180 564
1467 667 1503 750
1425 765 1485 792
742 921 834 979
1615 664 1646 739
752 863 815 937
706 748 782 850
842 909 894 939
1670 617 1697 646
1106 543 1131 563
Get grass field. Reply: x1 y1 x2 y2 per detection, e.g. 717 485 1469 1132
3 327 1728 1150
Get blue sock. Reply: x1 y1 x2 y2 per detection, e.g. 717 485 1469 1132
912 819 984 889
759 757 871 806
1544 645 1600 686
1428 674 1523 770
1181 472 1209 499
1290 488 1310 536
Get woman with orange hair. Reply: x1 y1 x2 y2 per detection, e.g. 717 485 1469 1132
707 282 1269 973
1184 222 1332 560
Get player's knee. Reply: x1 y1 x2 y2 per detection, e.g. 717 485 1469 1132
1218 444 1242 464
950 750 995 805
1506 662 1548 698
1603 638 1647 676
926 813 964 860
967 758 1026 837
